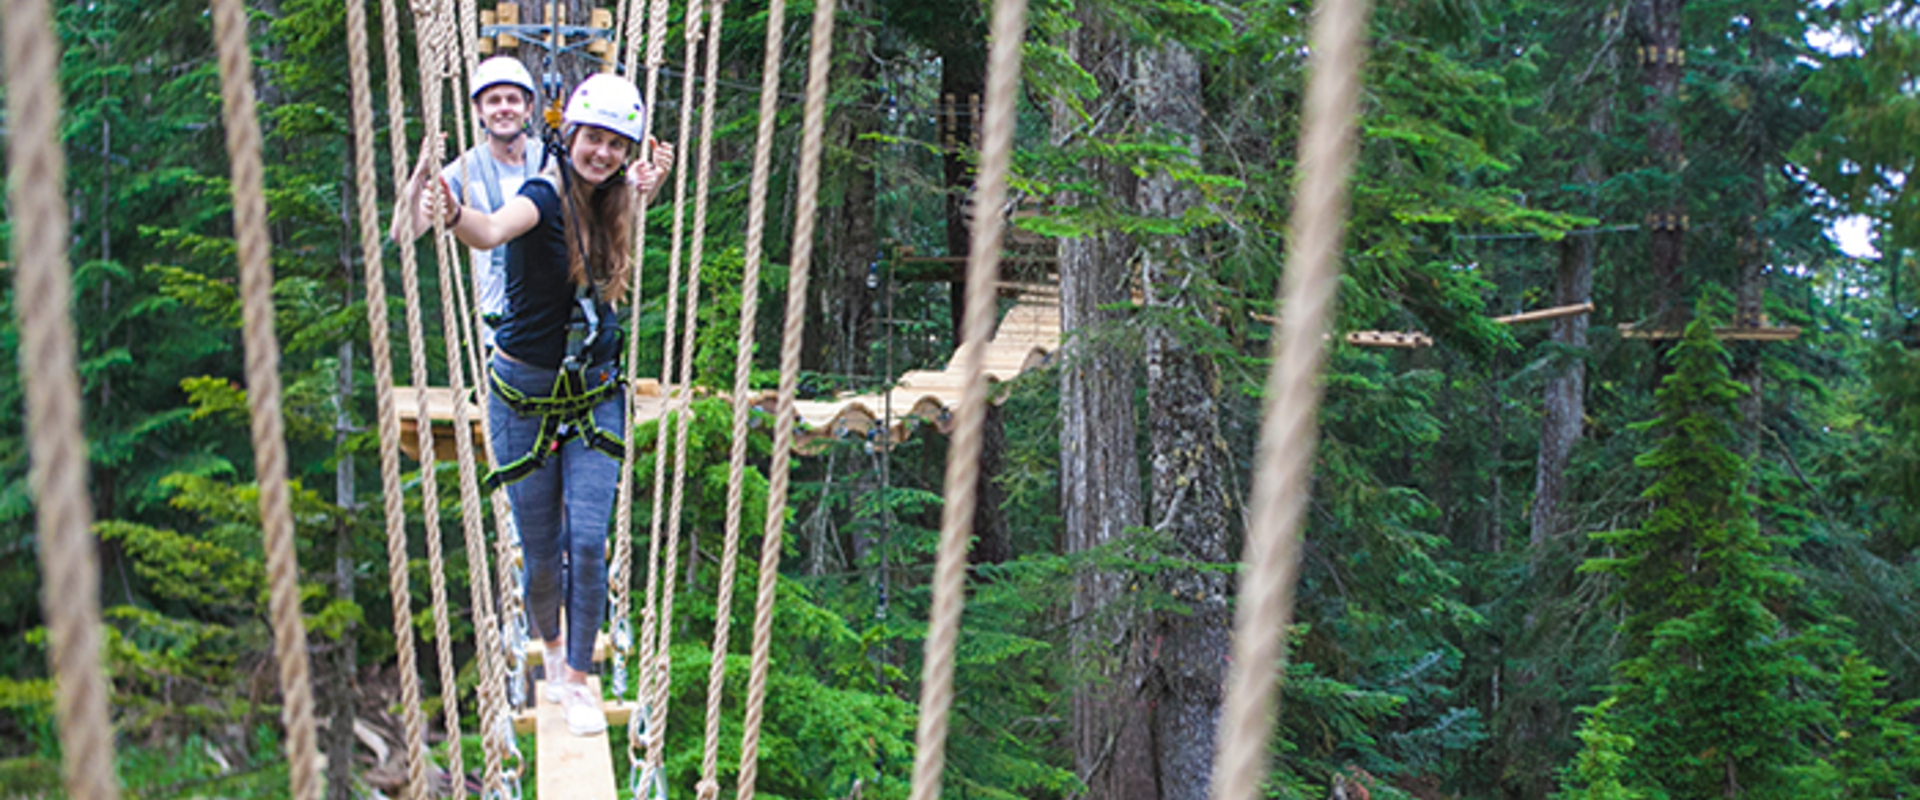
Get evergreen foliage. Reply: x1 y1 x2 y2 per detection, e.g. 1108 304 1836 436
1 1 1917 798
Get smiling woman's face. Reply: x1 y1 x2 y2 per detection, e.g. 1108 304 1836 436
569 125 634 185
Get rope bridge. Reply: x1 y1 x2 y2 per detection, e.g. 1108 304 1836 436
2 0 1369 796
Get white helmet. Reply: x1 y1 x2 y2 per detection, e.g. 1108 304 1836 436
471 56 536 101
562 74 646 142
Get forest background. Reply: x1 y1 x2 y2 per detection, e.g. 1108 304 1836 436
1 0 1919 798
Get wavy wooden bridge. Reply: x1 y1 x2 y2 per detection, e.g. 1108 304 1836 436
399 285 1064 462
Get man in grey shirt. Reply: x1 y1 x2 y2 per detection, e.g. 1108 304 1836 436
444 55 547 348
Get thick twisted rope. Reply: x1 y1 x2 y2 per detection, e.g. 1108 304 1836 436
620 0 645 76
5 4 121 800
626 0 679 782
697 0 788 789
347 0 430 795
448 0 488 391
609 0 669 727
413 6 512 793
434 0 530 733
437 11 525 765
641 0 711 776
736 1 837 797
1207 1 1369 799
384 1 466 795
209 1 322 798
670 8 729 793
430 191 512 800
907 0 1026 798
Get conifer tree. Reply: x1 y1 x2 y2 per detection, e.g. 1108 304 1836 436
1569 309 1818 798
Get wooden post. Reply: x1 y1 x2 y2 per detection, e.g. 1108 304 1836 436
495 2 519 51
479 9 497 55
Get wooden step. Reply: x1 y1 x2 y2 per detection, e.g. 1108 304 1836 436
515 678 639 735
522 631 613 666
532 676 623 799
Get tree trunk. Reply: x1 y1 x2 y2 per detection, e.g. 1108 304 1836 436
1637 0 1687 326
1734 32 1771 450
1055 13 1153 800
1137 41 1230 800
933 36 1012 568
811 0 881 378
1528 233 1593 549
328 339 358 800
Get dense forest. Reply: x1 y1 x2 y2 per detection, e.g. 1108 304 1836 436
3 0 1919 798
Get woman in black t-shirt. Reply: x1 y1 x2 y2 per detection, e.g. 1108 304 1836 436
402 73 672 737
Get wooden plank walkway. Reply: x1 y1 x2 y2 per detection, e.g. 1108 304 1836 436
534 676 621 800
399 291 1064 460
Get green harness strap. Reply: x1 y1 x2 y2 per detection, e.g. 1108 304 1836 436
483 362 627 492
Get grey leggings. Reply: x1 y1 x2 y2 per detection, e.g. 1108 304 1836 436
487 355 625 675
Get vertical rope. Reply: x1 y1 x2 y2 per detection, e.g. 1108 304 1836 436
907 0 1025 797
697 0 787 790
431 202 511 800
736 0 836 796
348 0 430 795
620 0 644 76
4 3 121 800
640 0 709 775
208 1 322 798
626 0 679 783
448 0 488 392
415 7 511 795
385 1 466 795
610 0 670 748
435 12 524 780
661 10 729 786
1207 1 1369 799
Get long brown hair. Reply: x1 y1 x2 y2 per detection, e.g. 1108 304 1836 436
559 129 635 305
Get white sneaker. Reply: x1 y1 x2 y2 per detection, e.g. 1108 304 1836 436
542 642 568 703
561 682 607 737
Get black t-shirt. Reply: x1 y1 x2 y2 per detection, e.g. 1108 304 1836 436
495 178 620 369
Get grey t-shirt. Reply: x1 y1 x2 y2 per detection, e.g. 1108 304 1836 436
443 141 546 340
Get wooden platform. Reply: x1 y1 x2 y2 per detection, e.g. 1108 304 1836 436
533 676 623 799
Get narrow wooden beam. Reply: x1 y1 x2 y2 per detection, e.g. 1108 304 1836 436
1344 330 1434 348
532 676 622 798
1617 323 1802 341
1493 302 1594 325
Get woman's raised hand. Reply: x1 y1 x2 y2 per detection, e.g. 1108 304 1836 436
628 137 676 203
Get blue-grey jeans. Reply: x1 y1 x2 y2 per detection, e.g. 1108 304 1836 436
488 355 625 675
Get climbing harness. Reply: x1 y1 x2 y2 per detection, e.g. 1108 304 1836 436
483 282 628 492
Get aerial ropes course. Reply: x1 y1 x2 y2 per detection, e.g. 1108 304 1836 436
2 0 1374 798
